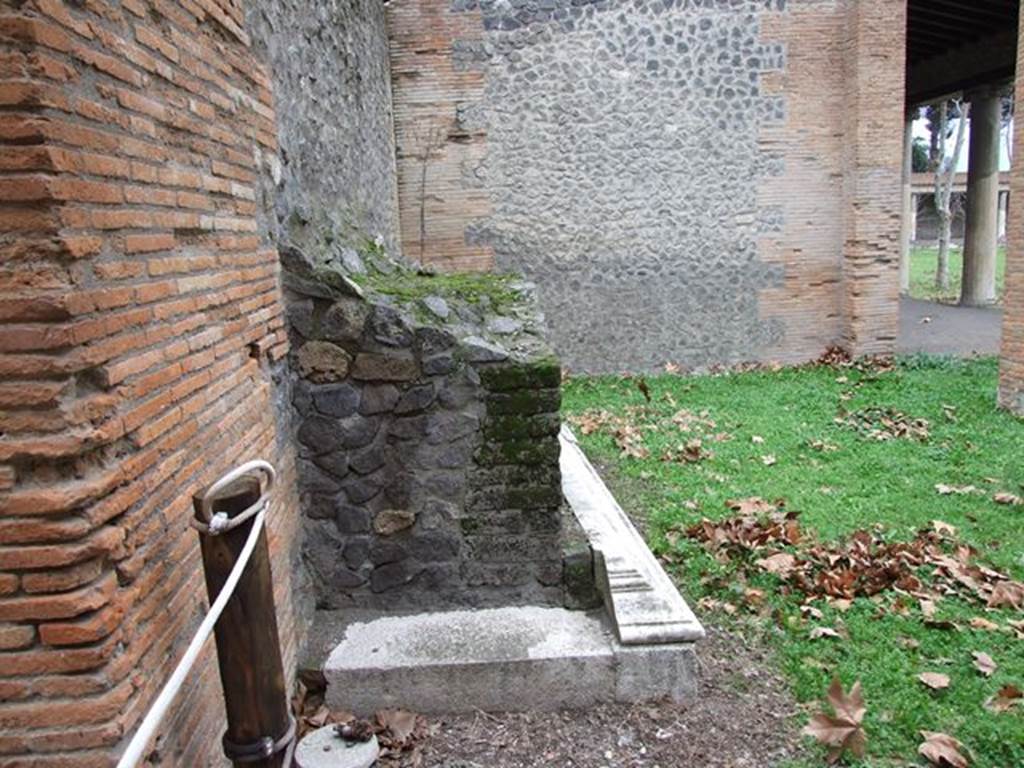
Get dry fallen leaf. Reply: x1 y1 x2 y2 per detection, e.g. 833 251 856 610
918 730 969 768
968 617 1000 631
984 684 1022 713
801 678 867 763
987 581 1024 610
918 672 951 690
375 709 418 744
992 492 1022 506
757 552 797 577
972 652 997 678
931 520 958 537
935 484 980 496
636 377 652 403
809 626 841 640
761 454 777 466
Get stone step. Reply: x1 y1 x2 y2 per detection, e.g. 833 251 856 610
321 606 696 715
560 426 705 645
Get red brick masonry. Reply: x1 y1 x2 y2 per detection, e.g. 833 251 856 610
0 1 303 765
999 13 1024 414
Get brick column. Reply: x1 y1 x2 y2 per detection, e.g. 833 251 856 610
900 112 915 294
998 20 1024 412
0 2 303 764
839 0 907 356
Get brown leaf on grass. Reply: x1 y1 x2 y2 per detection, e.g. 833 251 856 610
992 492 1022 506
636 377 652 403
801 678 867 763
743 587 765 606
809 626 841 640
984 684 1023 713
968 617 1000 631
757 552 797 576
935 484 980 496
801 604 824 620
918 731 969 768
613 424 649 459
918 672 950 690
987 581 1024 610
662 438 712 464
924 618 961 632
808 438 840 452
725 496 782 515
920 599 937 619
838 407 929 442
972 652 997 677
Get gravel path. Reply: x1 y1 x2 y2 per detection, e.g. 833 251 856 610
414 626 805 768
899 296 1001 357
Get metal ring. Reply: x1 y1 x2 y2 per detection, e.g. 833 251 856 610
221 713 296 763
196 460 276 525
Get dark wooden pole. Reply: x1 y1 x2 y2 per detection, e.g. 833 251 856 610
193 475 292 768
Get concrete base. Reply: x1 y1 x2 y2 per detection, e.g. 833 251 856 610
323 606 697 714
294 728 379 768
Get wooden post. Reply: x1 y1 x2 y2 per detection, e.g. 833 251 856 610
192 476 292 768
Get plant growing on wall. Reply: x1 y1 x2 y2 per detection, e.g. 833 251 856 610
415 125 447 264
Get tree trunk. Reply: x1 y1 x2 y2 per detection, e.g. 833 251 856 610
936 211 952 291
931 100 970 294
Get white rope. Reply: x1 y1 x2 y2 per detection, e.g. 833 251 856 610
116 461 275 768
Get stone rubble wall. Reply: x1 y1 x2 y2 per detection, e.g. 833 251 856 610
387 0 906 371
283 251 566 609
246 0 402 258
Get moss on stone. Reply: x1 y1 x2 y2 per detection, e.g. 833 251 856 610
479 357 561 391
351 267 525 314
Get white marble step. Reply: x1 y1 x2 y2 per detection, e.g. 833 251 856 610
321 606 696 715
559 425 705 645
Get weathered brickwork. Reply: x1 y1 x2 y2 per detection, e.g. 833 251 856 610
836 0 905 356
0 2 305 766
387 0 906 371
758 0 905 362
998 15 1024 413
282 246 563 609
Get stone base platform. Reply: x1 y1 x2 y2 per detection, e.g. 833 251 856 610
319 605 697 714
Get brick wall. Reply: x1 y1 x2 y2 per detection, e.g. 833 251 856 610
998 12 1024 413
0 2 304 766
837 0 905 356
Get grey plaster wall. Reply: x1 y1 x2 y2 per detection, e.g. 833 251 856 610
443 0 789 371
246 0 401 257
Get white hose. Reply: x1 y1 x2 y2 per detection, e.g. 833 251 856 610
116 461 275 768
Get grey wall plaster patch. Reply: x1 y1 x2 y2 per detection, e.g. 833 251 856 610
450 0 787 371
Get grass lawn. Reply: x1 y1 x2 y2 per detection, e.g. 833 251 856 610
908 246 1006 304
563 357 1024 767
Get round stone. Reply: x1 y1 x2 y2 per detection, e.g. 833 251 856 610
294 727 379 768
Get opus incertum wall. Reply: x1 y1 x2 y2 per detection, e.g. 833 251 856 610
387 0 906 372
